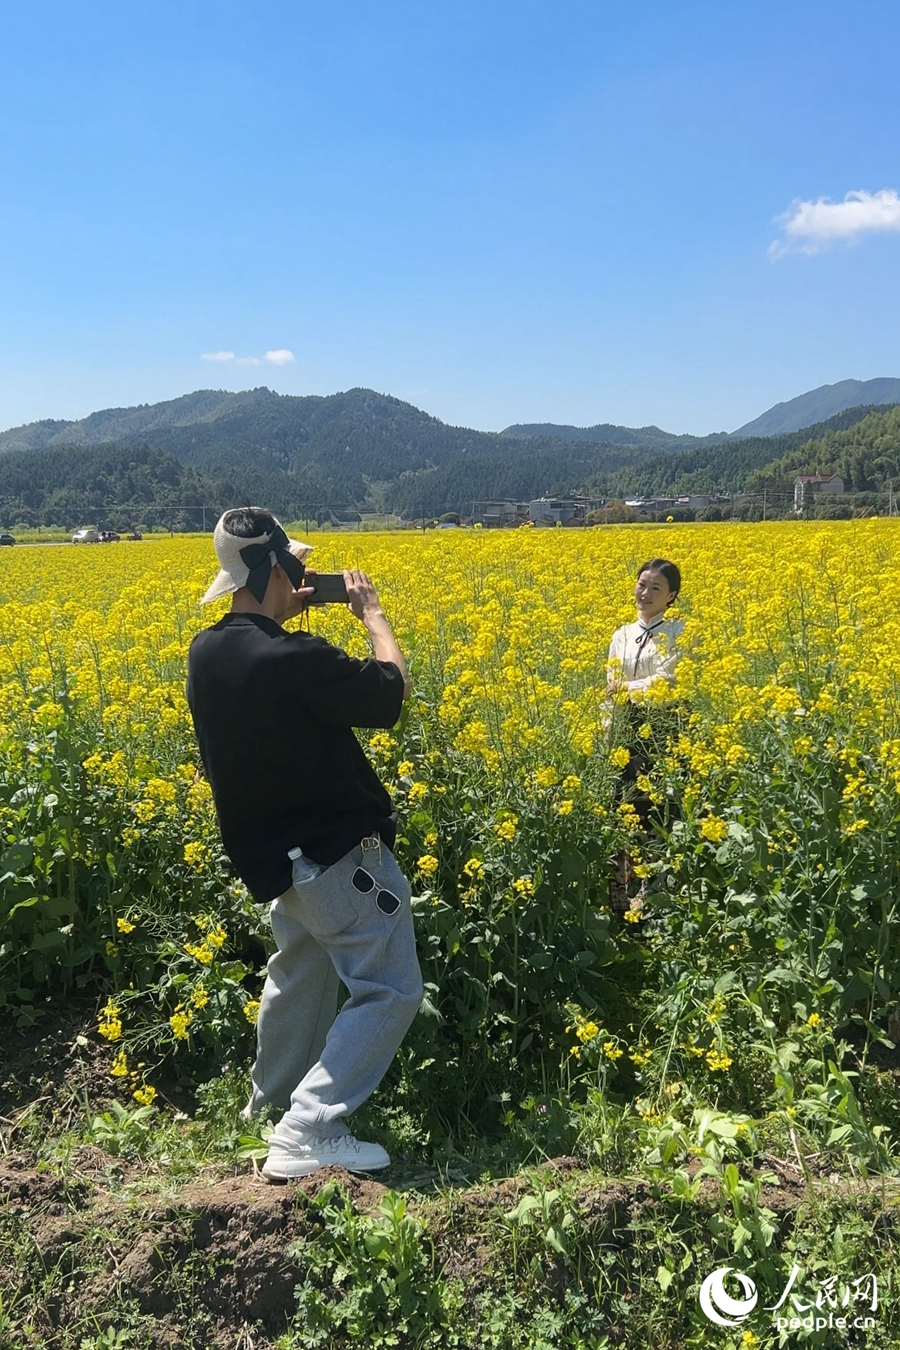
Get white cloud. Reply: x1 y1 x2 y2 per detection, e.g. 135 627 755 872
769 188 900 259
200 348 295 366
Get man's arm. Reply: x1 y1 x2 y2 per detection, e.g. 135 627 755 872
344 569 411 700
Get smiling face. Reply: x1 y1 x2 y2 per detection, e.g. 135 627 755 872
635 568 676 619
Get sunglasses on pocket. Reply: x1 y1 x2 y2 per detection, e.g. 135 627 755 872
351 867 401 915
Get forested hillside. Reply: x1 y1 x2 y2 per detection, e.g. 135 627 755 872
0 392 897 529
586 404 900 500
498 421 726 451
743 405 900 496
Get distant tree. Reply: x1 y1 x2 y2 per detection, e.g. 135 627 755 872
696 505 723 521
439 511 461 524
588 500 645 524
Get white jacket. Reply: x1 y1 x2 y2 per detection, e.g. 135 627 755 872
607 612 687 692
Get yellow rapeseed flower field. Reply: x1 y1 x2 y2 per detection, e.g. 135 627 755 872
2 519 899 1140
0 518 896 761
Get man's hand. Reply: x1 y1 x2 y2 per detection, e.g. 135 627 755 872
276 567 318 624
343 569 411 699
344 569 383 622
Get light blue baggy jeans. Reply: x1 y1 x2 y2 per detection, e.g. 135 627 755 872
247 834 424 1139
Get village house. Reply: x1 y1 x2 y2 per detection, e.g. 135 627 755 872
793 472 845 513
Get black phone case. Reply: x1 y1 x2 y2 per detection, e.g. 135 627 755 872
307 573 349 605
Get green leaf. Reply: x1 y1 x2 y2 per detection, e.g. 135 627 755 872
0 843 34 876
504 1195 541 1223
8 896 41 917
656 1266 674 1292
561 849 586 881
30 929 67 950
545 1224 569 1257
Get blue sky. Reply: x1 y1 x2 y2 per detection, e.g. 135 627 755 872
1 0 898 435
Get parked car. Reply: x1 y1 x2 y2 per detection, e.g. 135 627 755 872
127 530 143 541
98 530 121 543
0 533 15 546
72 528 100 543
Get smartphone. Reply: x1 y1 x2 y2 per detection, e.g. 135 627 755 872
306 572 350 605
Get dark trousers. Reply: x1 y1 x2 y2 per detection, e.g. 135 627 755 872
613 699 685 836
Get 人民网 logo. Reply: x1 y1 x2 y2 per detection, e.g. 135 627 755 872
698 1267 758 1327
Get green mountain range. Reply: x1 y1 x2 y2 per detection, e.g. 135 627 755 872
730 378 900 438
0 386 898 528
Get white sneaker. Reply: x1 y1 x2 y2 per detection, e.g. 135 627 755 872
261 1122 391 1180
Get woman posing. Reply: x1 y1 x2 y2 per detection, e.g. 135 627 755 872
605 558 686 912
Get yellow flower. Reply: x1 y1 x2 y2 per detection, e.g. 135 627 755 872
243 999 261 1025
183 841 210 869
110 1048 128 1077
602 1041 624 1060
397 760 415 776
700 814 728 842
184 942 214 964
512 876 534 896
105 941 119 957
554 799 574 816
205 923 226 950
706 1049 733 1072
408 782 428 804
191 986 210 1009
133 1084 157 1106
576 1021 600 1043
638 722 652 739
169 1005 193 1040
806 1011 821 1027
561 775 581 791
98 998 123 1041
462 857 484 878
417 854 439 877
493 819 517 841
610 746 632 769
116 917 135 934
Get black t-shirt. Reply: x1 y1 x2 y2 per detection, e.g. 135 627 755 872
185 611 405 903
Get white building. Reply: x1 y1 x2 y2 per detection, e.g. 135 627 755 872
794 473 845 513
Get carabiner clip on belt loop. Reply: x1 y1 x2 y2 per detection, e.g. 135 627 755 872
361 833 382 867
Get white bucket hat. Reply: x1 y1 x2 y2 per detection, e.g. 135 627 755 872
201 510 314 605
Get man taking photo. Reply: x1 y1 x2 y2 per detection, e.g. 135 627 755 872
186 507 423 1181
